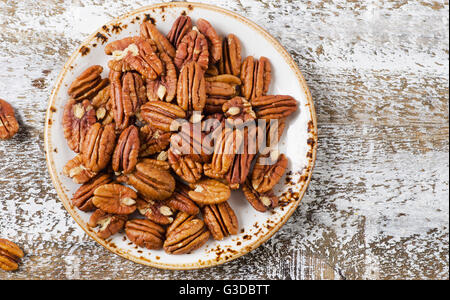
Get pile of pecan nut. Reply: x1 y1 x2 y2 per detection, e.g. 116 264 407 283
62 15 298 255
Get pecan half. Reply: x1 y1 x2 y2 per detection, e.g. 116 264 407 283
92 183 137 215
109 71 130 131
139 124 171 157
205 74 241 98
251 95 298 120
164 216 210 254
68 65 109 101
63 154 97 184
140 101 186 132
203 202 238 240
167 184 200 215
168 150 203 183
122 72 147 114
125 219 165 250
72 173 112 212
0 99 19 140
136 198 174 225
81 123 116 172
251 153 288 193
112 125 140 174
222 96 256 122
241 56 271 101
219 34 242 76
170 122 212 163
205 97 229 114
91 85 114 125
0 239 24 272
105 37 163 80
62 99 97 153
88 209 127 239
188 179 231 205
146 52 177 102
177 61 207 112
141 21 176 58
167 15 193 48
174 29 209 71
242 180 279 212
197 18 222 64
127 159 175 201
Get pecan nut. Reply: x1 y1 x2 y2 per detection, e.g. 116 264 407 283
63 154 97 184
188 179 231 205
168 150 203 183
127 159 175 201
0 239 24 272
170 122 212 163
72 173 112 212
125 219 165 250
251 95 298 120
92 183 137 215
164 214 210 254
81 123 116 172
0 99 19 140
222 96 256 122
205 74 241 98
241 56 271 100
174 29 209 71
177 61 207 112
139 125 171 157
68 65 109 101
203 202 238 240
146 52 177 102
251 153 288 193
205 97 229 114
242 180 279 212
219 34 242 76
137 198 174 225
167 184 200 216
122 72 147 114
167 15 192 48
197 18 222 64
91 85 114 125
88 209 127 239
63 99 97 153
140 101 186 132
141 21 176 58
112 125 140 174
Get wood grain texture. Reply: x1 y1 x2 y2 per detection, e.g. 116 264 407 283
0 0 448 280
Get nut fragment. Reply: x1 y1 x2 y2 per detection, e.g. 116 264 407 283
167 15 192 48
177 61 207 112
92 183 137 215
112 125 140 174
164 215 210 255
251 95 298 120
72 173 112 212
81 123 116 172
205 74 241 98
136 198 173 225
63 99 97 153
146 52 177 102
91 85 114 125
141 21 176 58
140 101 186 132
242 180 279 212
68 65 109 101
168 150 203 184
219 34 242 76
203 202 238 240
251 153 288 193
197 18 222 64
125 219 165 250
63 154 97 184
174 30 209 71
222 96 256 122
139 125 171 157
0 239 24 272
241 56 271 101
188 178 231 205
88 209 127 239
0 99 19 140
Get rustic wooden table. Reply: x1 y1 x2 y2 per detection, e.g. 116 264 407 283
0 0 448 280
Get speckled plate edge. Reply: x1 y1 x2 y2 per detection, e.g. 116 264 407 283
44 2 318 270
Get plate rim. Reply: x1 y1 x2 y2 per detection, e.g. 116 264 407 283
44 1 318 270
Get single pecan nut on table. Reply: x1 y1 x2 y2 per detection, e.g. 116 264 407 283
242 180 279 212
140 101 186 132
167 15 192 48
91 85 114 125
136 197 174 225
188 178 231 205
72 173 112 212
219 34 242 76
203 202 239 241
197 18 222 64
0 239 24 272
125 219 165 250
177 61 207 112
168 150 203 184
0 99 19 140
63 98 97 153
241 56 271 101
164 213 210 255
251 95 298 120
112 125 140 174
127 159 175 201
92 183 137 215
88 209 127 239
174 29 209 71
81 123 116 172
146 51 177 103
139 124 171 157
68 65 109 101
105 36 163 80
141 21 176 58
63 154 97 184
205 74 241 98
251 153 288 194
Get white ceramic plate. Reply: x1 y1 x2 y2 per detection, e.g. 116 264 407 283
44 2 318 270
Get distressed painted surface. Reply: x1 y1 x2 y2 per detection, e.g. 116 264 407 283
0 0 448 280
